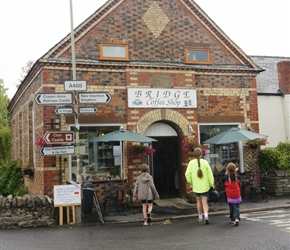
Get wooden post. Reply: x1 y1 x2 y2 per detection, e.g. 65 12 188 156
66 206 70 224
59 206 64 226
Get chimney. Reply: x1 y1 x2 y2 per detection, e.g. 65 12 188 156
277 61 290 94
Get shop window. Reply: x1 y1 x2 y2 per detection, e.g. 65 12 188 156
185 47 210 64
199 124 239 171
69 125 121 181
99 42 129 61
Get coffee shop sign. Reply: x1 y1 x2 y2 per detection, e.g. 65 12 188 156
128 88 197 108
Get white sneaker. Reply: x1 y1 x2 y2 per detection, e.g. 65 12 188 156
204 217 210 225
197 218 203 223
234 219 239 226
143 221 148 226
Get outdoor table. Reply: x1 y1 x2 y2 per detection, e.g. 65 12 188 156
112 186 135 215
239 171 254 199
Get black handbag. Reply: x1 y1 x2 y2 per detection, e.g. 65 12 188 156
209 190 221 202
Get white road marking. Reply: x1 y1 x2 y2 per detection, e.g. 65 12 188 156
240 209 290 232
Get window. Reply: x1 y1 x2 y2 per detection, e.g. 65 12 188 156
185 47 210 64
99 42 129 61
199 124 240 171
69 125 122 181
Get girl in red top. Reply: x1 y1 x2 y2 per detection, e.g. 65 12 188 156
223 163 242 226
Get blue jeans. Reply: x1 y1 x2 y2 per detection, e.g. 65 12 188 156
229 203 240 221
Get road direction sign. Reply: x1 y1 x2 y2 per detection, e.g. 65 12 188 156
78 92 111 104
35 93 72 105
79 107 97 114
55 107 73 115
40 146 75 156
64 80 87 91
44 131 75 144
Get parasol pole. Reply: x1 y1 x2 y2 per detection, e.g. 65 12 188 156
238 141 244 172
122 141 125 187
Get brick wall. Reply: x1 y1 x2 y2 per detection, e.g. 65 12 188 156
8 0 260 197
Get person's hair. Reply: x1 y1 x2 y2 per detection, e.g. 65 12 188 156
140 163 149 173
194 147 203 178
226 162 238 184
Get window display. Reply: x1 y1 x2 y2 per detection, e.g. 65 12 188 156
199 124 240 172
70 125 121 181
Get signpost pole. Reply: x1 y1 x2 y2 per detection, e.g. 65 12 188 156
69 0 82 224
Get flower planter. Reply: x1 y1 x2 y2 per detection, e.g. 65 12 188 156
249 144 258 149
187 194 196 203
272 169 289 177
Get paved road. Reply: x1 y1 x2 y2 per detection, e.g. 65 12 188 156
1 209 289 250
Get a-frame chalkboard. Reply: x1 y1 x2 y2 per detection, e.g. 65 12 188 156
82 186 105 224
93 191 104 224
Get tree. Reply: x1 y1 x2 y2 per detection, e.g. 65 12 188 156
17 60 34 87
0 79 10 163
0 79 27 196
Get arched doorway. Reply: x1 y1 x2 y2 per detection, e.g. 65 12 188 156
145 122 180 198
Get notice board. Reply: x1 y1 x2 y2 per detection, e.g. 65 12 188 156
54 185 81 207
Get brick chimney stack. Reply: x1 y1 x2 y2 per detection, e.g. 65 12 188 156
277 61 290 94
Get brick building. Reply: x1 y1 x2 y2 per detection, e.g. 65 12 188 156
8 0 262 199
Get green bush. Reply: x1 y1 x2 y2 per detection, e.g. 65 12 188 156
257 142 290 171
0 160 28 196
276 142 290 170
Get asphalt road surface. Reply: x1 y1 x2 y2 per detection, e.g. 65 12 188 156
1 209 289 250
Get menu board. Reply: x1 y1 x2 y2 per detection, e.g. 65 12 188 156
54 185 81 206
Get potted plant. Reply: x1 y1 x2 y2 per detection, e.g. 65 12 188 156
182 139 208 156
35 136 48 147
131 144 156 157
187 192 196 203
247 138 268 149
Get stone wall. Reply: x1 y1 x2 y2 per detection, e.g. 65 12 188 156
0 195 56 229
266 175 290 196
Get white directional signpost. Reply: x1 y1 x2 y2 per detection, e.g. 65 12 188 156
35 76 112 224
79 107 97 114
40 146 75 156
44 131 75 144
35 93 72 105
78 92 111 104
55 107 73 115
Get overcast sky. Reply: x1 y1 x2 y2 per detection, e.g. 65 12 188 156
1 0 289 99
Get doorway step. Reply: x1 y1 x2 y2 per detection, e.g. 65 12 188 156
154 198 196 209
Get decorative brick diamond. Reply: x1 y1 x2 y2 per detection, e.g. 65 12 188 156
142 1 170 38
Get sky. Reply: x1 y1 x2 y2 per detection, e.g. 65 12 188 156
1 0 289 99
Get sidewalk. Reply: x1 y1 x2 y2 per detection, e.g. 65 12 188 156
81 195 290 225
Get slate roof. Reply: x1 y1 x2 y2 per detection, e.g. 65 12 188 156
250 56 290 94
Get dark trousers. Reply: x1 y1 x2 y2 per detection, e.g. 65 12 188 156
229 203 240 221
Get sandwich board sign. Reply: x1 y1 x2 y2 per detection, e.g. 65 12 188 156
53 185 81 206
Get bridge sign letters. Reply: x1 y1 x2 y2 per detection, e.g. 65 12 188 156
127 88 197 108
